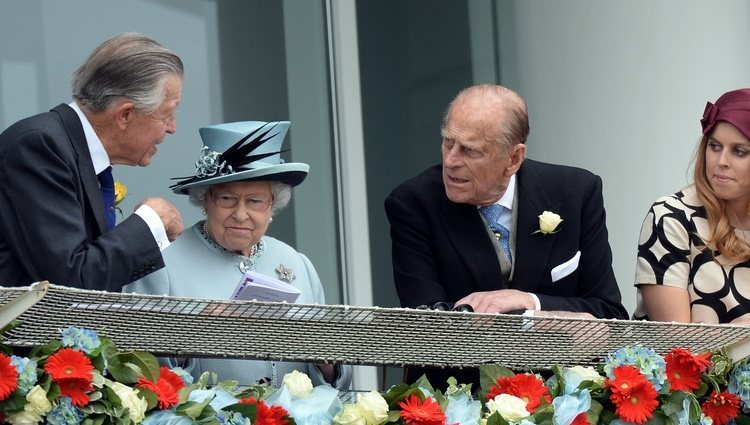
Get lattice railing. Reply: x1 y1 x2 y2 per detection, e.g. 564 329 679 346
2 282 750 370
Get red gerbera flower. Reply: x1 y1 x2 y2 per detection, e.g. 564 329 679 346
487 373 551 411
571 412 590 425
136 366 185 408
58 378 94 407
604 365 650 403
487 376 516 401
612 380 658 425
508 374 552 411
604 365 658 425
0 353 18 401
399 394 446 425
664 348 711 392
44 348 94 382
255 400 290 425
702 391 740 425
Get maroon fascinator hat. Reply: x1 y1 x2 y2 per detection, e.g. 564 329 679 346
701 88 750 140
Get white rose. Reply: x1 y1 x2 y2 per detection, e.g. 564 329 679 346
486 394 530 422
357 391 389 425
334 404 368 425
6 410 43 425
110 382 148 424
538 211 562 234
24 386 52 416
567 366 605 385
282 370 313 398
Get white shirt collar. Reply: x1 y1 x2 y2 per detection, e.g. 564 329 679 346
69 101 110 174
497 174 516 212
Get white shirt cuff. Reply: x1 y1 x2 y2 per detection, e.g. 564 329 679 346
529 293 541 311
135 205 170 251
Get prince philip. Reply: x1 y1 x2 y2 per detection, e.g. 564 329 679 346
384 84 627 387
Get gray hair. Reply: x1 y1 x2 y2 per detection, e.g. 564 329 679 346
442 84 530 150
72 32 184 113
188 181 292 214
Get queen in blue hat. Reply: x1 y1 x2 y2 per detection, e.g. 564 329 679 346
125 121 351 389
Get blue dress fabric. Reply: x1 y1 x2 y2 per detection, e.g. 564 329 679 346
125 222 352 389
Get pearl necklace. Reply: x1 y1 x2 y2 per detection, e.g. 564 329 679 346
200 220 264 273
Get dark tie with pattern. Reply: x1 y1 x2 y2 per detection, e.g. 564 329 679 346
479 204 512 262
97 166 116 230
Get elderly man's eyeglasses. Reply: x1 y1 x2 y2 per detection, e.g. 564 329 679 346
209 190 272 211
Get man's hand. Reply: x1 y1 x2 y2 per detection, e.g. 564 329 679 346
455 289 536 313
139 197 184 241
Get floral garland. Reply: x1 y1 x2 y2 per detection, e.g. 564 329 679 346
2 322 750 425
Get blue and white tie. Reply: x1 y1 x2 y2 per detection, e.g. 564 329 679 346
479 204 512 262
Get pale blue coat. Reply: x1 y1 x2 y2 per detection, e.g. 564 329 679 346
124 222 352 389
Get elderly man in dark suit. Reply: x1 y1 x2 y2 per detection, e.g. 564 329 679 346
385 84 627 387
0 33 184 290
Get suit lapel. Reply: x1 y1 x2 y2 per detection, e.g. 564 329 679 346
513 160 560 288
441 198 506 291
52 104 108 234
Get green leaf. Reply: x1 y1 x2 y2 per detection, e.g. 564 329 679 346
485 411 510 425
176 399 218 421
587 399 604 425
224 402 258 419
138 387 159 411
386 410 401 423
109 351 160 383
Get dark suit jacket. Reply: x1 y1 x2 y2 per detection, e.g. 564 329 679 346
384 160 627 388
0 104 164 290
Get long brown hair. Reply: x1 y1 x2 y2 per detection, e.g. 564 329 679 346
694 134 750 263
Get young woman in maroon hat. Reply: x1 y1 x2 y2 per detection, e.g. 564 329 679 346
634 88 750 324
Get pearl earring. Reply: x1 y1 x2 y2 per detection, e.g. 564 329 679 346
202 209 207 216
269 217 274 223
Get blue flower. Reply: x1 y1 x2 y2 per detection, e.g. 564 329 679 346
142 410 194 425
60 326 101 355
729 359 750 407
603 346 667 391
264 383 341 425
445 392 481 425
216 410 251 425
46 397 84 425
552 389 591 425
171 366 195 386
10 355 37 395
189 387 238 411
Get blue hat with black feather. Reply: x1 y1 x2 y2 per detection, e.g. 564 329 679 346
170 121 309 194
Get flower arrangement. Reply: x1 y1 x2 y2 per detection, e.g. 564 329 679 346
2 322 750 425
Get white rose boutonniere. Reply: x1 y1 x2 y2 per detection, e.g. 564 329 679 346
533 210 562 235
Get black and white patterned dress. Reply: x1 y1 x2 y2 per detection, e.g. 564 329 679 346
634 185 750 323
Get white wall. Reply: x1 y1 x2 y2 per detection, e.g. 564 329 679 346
506 0 750 313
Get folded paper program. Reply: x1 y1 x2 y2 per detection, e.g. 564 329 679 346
232 270 301 302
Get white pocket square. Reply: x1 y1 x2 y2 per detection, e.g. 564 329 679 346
550 251 581 282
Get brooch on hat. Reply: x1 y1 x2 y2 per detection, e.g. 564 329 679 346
195 147 230 178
